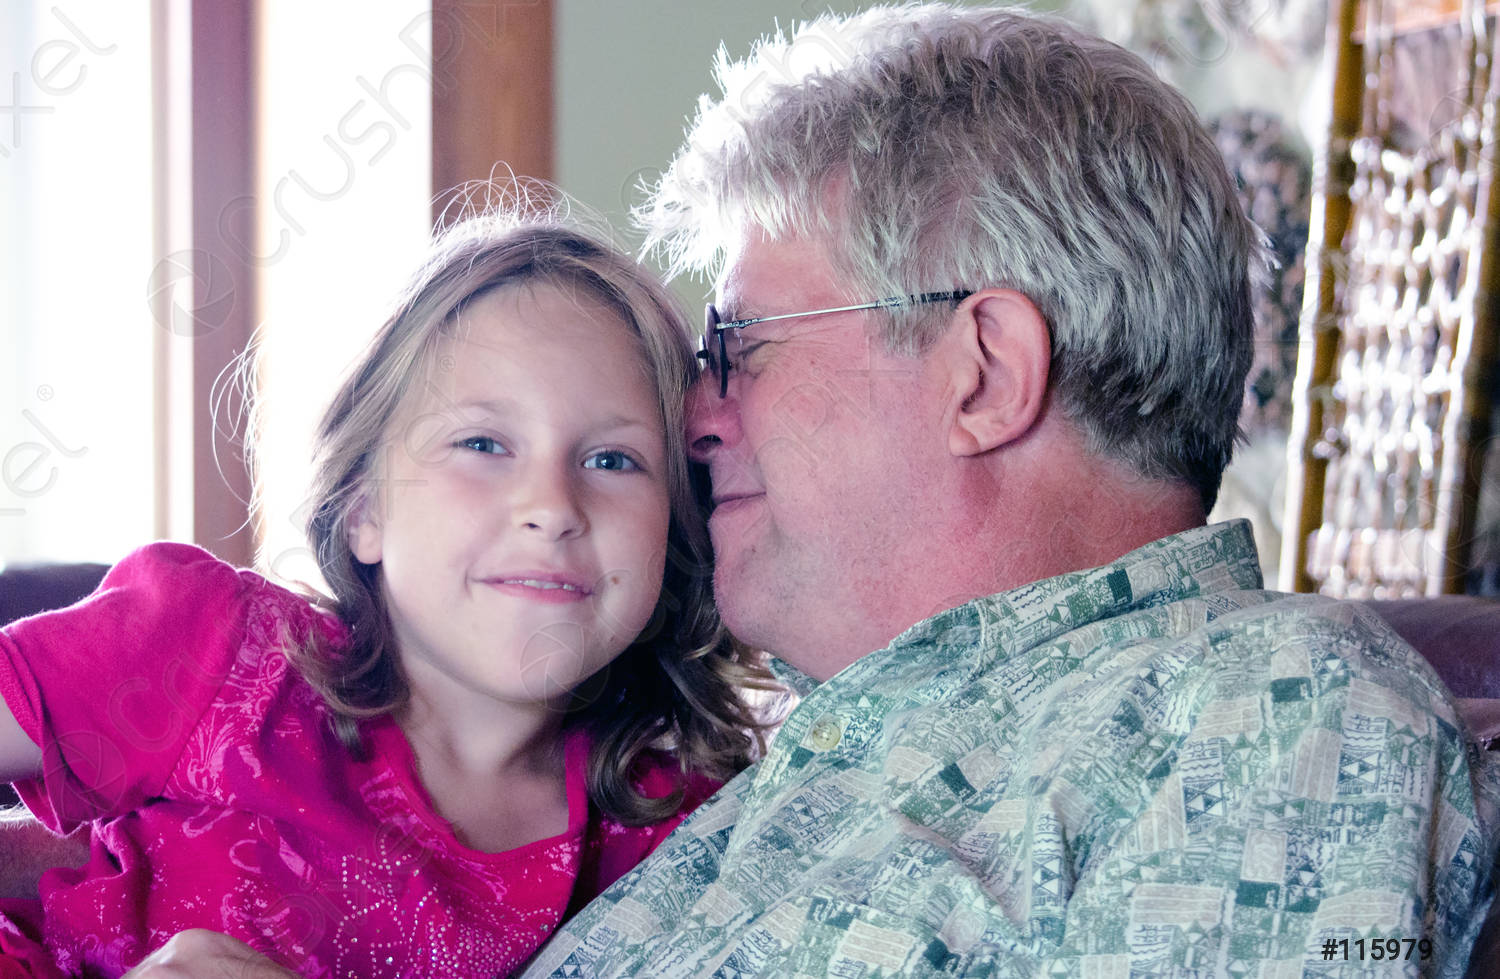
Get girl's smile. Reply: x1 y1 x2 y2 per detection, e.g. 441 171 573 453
481 572 593 603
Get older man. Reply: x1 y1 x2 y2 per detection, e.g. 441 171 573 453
125 5 1494 978
516 6 1496 977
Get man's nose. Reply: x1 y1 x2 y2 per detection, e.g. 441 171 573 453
685 372 743 463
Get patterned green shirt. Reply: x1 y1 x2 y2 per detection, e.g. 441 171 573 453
526 522 1498 977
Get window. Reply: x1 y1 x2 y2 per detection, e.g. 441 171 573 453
1 5 154 564
4 0 551 578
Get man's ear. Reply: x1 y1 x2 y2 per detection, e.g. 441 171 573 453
942 290 1051 457
346 492 383 565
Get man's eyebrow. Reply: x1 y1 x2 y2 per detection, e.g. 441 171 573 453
720 304 770 324
712 288 761 323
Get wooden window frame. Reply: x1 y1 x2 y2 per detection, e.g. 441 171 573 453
151 0 552 567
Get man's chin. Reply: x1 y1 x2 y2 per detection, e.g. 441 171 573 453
710 561 771 649
707 500 768 566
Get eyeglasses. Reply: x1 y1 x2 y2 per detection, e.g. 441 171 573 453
696 291 972 398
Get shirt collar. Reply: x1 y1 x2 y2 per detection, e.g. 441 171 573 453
764 520 1263 694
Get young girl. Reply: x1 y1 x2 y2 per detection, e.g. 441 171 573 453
0 207 763 978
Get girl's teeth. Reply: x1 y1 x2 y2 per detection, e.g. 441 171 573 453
511 579 578 591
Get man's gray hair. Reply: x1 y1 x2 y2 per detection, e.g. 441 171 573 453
639 3 1264 510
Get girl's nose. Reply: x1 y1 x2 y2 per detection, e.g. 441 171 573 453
513 465 587 540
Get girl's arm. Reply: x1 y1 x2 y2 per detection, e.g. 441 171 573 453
0 812 88 899
0 698 40 782
121 930 298 979
0 542 250 828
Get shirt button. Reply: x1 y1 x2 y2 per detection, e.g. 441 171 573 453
808 715 843 751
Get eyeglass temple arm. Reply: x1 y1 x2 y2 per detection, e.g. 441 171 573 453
717 291 972 332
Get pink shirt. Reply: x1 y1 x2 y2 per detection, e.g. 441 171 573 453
0 543 714 978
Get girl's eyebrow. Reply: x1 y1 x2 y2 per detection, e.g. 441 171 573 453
595 414 655 430
453 397 522 419
592 415 665 442
456 400 658 436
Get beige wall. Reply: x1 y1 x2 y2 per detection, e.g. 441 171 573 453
552 0 1310 264
555 1 1063 299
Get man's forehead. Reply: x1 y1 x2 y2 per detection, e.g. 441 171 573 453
713 225 839 314
714 223 778 284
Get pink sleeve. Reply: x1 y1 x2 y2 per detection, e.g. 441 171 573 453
0 542 251 831
633 765 721 851
576 760 723 906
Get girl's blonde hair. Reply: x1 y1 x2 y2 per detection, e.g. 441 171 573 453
296 195 767 824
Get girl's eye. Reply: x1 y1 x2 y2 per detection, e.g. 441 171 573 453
583 450 641 472
457 436 508 455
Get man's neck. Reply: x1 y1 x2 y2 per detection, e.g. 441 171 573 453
775 427 1207 682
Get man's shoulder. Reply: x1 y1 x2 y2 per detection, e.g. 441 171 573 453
887 586 1470 783
1022 587 1455 707
1172 590 1458 715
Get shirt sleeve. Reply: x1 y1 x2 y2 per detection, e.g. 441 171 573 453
0 542 252 831
1030 615 1494 977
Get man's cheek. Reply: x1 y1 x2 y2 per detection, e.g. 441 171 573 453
752 432 821 484
775 383 837 439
